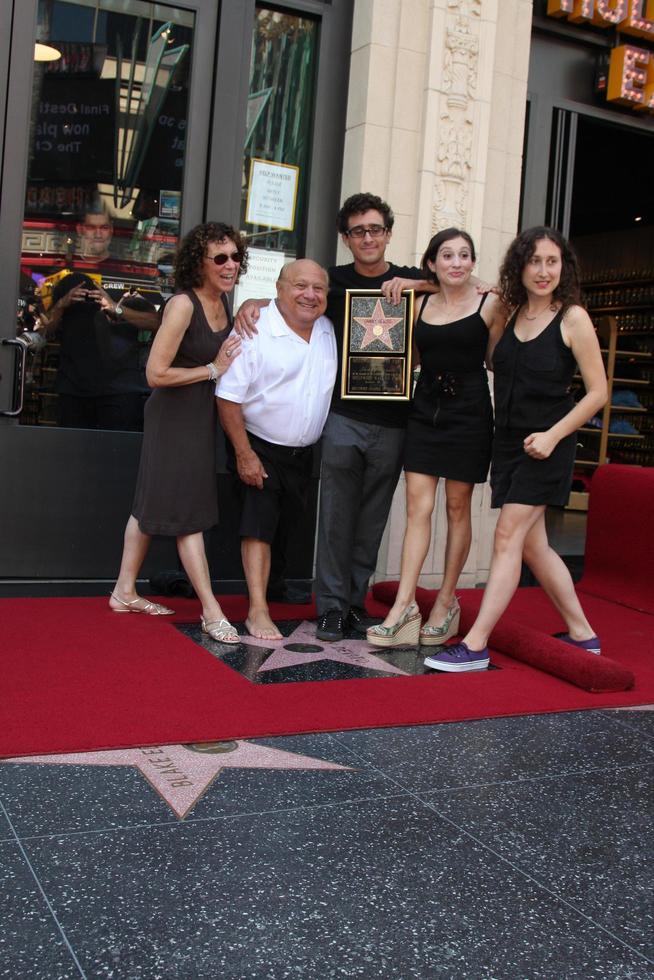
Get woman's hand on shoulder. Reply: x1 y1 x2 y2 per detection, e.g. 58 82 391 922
234 298 267 338
473 277 498 295
381 277 420 306
213 334 242 376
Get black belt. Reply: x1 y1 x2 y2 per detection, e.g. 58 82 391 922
248 432 313 457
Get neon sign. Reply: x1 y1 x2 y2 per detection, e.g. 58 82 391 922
547 1 654 111
548 0 654 38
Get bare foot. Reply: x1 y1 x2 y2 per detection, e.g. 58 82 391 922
245 609 282 640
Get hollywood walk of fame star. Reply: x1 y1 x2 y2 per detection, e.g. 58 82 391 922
240 620 409 676
353 298 403 350
5 741 352 820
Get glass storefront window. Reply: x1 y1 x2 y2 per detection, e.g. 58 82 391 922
18 0 195 431
236 7 318 305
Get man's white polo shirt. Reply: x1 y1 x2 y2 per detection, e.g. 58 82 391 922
216 299 337 447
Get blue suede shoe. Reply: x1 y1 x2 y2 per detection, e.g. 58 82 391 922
553 632 601 655
423 641 489 672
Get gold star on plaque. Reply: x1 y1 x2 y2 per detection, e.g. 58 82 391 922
353 299 403 350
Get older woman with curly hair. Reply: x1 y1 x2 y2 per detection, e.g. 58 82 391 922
110 222 246 643
424 226 608 673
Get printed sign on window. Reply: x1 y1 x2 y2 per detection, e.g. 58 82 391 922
245 159 299 231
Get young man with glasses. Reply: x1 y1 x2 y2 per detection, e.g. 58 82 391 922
314 193 432 641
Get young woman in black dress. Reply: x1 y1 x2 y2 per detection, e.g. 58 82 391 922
368 229 506 648
110 223 244 644
424 226 607 672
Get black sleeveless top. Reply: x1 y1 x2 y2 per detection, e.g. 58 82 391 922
414 292 489 381
492 307 576 430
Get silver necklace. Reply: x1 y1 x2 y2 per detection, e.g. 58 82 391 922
523 305 553 321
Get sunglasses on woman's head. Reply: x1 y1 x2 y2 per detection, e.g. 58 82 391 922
207 252 241 265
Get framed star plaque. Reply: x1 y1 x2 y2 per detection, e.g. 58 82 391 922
341 289 415 400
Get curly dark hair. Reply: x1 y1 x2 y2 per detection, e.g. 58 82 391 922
174 222 248 290
421 228 476 281
498 226 581 312
337 193 394 234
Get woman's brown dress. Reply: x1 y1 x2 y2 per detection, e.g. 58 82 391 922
132 290 230 535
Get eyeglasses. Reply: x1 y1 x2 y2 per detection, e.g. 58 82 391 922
344 224 387 239
207 252 241 265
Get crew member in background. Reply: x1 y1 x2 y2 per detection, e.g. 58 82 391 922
41 206 161 430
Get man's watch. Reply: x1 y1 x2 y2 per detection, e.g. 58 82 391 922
114 303 124 317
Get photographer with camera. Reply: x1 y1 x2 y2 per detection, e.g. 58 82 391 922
42 207 161 431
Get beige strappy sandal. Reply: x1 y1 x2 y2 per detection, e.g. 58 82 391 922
201 617 240 644
419 597 460 645
110 592 174 616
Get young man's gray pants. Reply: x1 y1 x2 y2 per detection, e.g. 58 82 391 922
315 412 405 616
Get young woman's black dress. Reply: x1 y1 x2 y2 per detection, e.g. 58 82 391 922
490 307 577 508
131 290 230 536
404 294 493 483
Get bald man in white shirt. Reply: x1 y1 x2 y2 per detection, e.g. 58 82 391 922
217 259 337 640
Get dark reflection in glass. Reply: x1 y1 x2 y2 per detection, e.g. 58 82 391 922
18 0 194 431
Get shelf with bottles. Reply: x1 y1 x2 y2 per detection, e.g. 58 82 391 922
600 347 652 360
581 272 654 311
579 427 644 440
567 310 653 508
586 310 653 326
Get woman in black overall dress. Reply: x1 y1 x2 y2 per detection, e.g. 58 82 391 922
110 223 245 644
424 226 607 672
367 229 507 648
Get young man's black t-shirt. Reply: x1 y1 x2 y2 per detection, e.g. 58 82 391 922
326 262 425 428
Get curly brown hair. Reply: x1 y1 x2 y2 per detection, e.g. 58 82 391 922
498 226 581 312
174 222 248 290
337 193 394 233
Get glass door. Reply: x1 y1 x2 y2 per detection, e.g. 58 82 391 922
15 0 196 432
0 0 218 581
235 5 319 305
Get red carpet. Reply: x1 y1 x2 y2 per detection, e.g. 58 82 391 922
3 464 653 758
2 588 653 759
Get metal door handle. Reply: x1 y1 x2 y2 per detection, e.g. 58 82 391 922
0 335 41 417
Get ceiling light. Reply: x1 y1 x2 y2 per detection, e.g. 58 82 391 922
634 215 643 222
34 43 61 62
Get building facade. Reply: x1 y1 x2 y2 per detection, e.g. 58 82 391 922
1 0 652 589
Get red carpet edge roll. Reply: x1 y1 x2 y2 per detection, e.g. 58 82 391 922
372 581 634 693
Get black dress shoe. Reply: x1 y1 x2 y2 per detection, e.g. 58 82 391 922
316 609 344 642
266 583 312 604
347 605 383 634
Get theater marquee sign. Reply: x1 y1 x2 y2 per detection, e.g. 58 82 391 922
548 0 654 113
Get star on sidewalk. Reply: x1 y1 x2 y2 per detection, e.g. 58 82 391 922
242 620 409 676
6 741 352 820
353 298 403 350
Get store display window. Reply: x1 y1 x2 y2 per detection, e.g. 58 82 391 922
18 0 195 431
235 6 318 306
